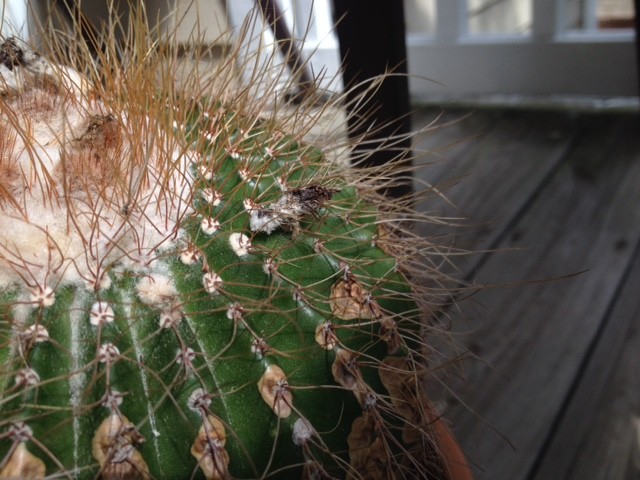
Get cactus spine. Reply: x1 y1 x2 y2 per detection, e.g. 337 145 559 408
0 8 454 480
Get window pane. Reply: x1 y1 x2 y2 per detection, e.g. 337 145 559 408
564 0 634 30
467 0 532 35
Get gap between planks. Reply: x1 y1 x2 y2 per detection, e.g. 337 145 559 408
412 109 640 480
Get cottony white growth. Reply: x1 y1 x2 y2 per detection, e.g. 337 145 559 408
0 40 195 297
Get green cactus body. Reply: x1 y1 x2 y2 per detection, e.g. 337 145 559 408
0 37 442 479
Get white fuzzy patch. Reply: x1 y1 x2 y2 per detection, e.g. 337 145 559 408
202 188 222 206
90 302 115 326
158 307 182 329
0 40 89 98
179 245 201 265
97 343 120 363
243 199 257 212
24 324 49 343
229 233 251 257
175 347 196 365
136 274 177 306
203 130 217 143
7 423 33 442
198 163 214 181
251 337 268 359
102 390 123 409
202 271 222 295
238 167 251 181
226 303 244 321
250 210 280 234
201 217 220 235
292 418 316 445
0 53 193 294
85 272 112 292
226 147 242 160
263 258 277 276
15 367 40 387
187 388 211 412
29 285 55 308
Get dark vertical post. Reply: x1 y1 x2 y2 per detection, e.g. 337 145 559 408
56 0 102 58
333 0 413 198
634 0 640 95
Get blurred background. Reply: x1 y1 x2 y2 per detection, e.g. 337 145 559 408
2 0 636 103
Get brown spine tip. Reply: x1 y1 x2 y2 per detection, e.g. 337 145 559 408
91 414 150 480
257 364 293 418
0 442 45 480
191 415 230 480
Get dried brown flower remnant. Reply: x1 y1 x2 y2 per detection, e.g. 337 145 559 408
191 415 231 480
250 185 337 234
330 271 382 321
347 415 393 480
257 364 293 418
0 442 45 480
91 415 150 480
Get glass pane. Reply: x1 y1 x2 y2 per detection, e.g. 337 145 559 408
564 0 634 30
404 0 437 35
467 0 532 35
598 0 634 28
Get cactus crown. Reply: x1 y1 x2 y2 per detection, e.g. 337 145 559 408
0 5 457 479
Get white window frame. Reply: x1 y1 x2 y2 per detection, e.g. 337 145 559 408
407 0 637 100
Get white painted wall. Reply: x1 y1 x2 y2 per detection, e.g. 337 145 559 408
1 0 30 37
225 0 342 94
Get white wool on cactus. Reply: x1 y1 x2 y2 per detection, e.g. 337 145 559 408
0 38 194 292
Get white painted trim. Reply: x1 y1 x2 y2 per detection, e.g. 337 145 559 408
407 38 637 99
1 0 29 38
532 0 561 38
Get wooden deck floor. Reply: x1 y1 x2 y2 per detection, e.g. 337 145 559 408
412 107 640 480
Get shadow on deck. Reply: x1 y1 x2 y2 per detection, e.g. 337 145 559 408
412 107 640 480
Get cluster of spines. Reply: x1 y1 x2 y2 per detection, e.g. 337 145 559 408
0 31 443 478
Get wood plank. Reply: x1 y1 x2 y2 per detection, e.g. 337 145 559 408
530 239 640 480
435 113 640 479
413 109 582 269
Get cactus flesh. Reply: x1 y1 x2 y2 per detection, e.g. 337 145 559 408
0 32 448 480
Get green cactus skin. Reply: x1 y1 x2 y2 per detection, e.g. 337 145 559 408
0 34 446 480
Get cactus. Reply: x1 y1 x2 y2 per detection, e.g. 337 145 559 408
0 9 456 480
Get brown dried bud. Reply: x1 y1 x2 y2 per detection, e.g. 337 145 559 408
331 349 361 391
257 364 293 418
347 415 393 480
191 415 230 480
331 349 368 405
379 316 401 354
314 321 338 350
378 357 431 434
0 442 45 480
91 414 150 480
330 273 382 321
